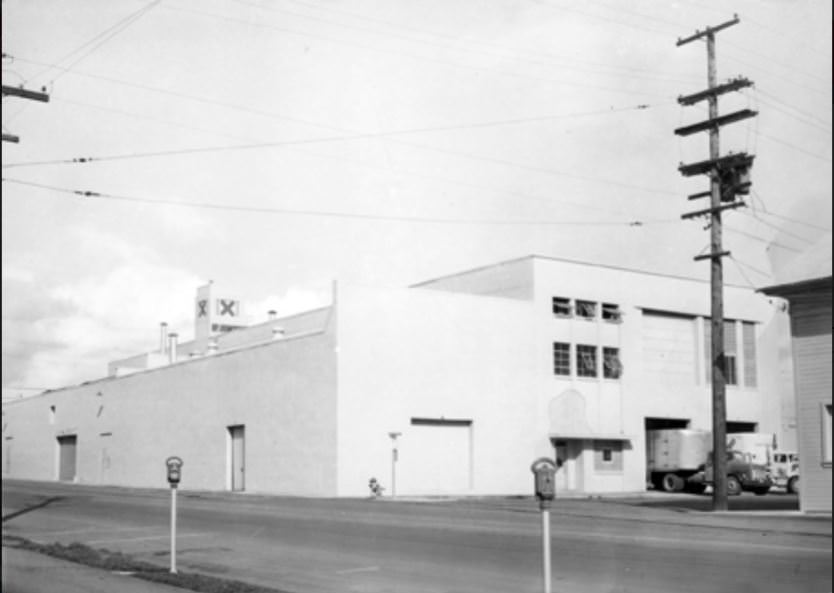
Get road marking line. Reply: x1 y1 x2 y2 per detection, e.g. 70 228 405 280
337 566 381 575
87 533 210 545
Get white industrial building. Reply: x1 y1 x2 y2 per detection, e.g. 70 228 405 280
1 255 791 498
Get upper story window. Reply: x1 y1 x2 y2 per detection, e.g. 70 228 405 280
602 303 621 322
552 297 572 317
603 347 623 379
553 342 571 376
577 344 598 377
575 300 597 320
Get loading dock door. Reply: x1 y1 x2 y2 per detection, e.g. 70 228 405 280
57 435 77 481
397 420 472 495
228 425 245 491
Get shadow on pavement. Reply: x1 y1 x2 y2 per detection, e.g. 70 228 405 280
634 493 800 512
2 496 65 523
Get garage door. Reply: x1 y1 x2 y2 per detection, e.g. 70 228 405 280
397 419 472 496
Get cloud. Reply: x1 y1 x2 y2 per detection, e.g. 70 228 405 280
2 229 203 391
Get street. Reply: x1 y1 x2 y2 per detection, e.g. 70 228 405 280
2 480 831 593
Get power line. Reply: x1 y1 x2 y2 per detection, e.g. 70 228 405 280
226 0 698 86
2 100 680 199
51 96 668 220
28 1 162 86
162 3 672 99
728 255 769 290
751 203 832 233
756 130 832 163
2 177 678 227
3 57 683 201
740 210 818 245
49 96 632 218
747 90 832 134
724 224 802 253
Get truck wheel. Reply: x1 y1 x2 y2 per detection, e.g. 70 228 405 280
726 475 742 496
787 476 799 495
662 473 685 492
685 483 707 495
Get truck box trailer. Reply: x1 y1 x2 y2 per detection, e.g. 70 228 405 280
646 428 711 492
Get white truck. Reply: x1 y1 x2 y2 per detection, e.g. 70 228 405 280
646 428 711 493
769 451 799 493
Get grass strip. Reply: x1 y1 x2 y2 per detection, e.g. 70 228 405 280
3 534 294 593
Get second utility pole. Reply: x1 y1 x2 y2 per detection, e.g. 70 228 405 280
676 15 756 512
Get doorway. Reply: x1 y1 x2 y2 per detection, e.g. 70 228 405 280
228 425 245 491
57 435 77 481
552 439 584 492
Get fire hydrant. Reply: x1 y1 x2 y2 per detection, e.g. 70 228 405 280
368 477 385 498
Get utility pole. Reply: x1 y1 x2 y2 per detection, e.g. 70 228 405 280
675 15 756 512
2 83 50 143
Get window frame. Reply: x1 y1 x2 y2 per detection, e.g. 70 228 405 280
724 353 738 386
552 297 572 318
553 342 571 376
602 347 623 380
575 300 597 320
601 302 621 323
576 344 598 378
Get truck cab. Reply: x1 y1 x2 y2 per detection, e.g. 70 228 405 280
689 450 772 496
769 451 799 494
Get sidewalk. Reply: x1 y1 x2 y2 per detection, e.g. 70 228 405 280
2 546 186 593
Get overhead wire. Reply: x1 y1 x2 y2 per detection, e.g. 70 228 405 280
739 210 818 245
276 0 695 80
27 1 162 86
50 95 646 219
1 98 681 199
162 3 673 99
728 255 770 290
723 225 802 253
749 89 832 131
5 55 680 202
1 177 680 227
224 0 699 86
749 200 832 233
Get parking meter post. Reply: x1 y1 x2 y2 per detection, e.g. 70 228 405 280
530 457 557 593
541 503 551 593
170 485 177 574
165 456 183 575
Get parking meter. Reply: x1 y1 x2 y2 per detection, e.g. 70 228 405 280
530 457 557 509
165 456 183 488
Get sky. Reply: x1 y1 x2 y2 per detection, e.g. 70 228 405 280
2 0 831 399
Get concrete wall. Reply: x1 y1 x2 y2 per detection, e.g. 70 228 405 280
530 257 785 492
2 325 338 496
335 284 542 497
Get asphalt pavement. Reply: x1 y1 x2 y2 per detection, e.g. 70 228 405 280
2 480 831 593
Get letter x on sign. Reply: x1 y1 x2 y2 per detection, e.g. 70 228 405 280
197 300 208 317
219 300 237 316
